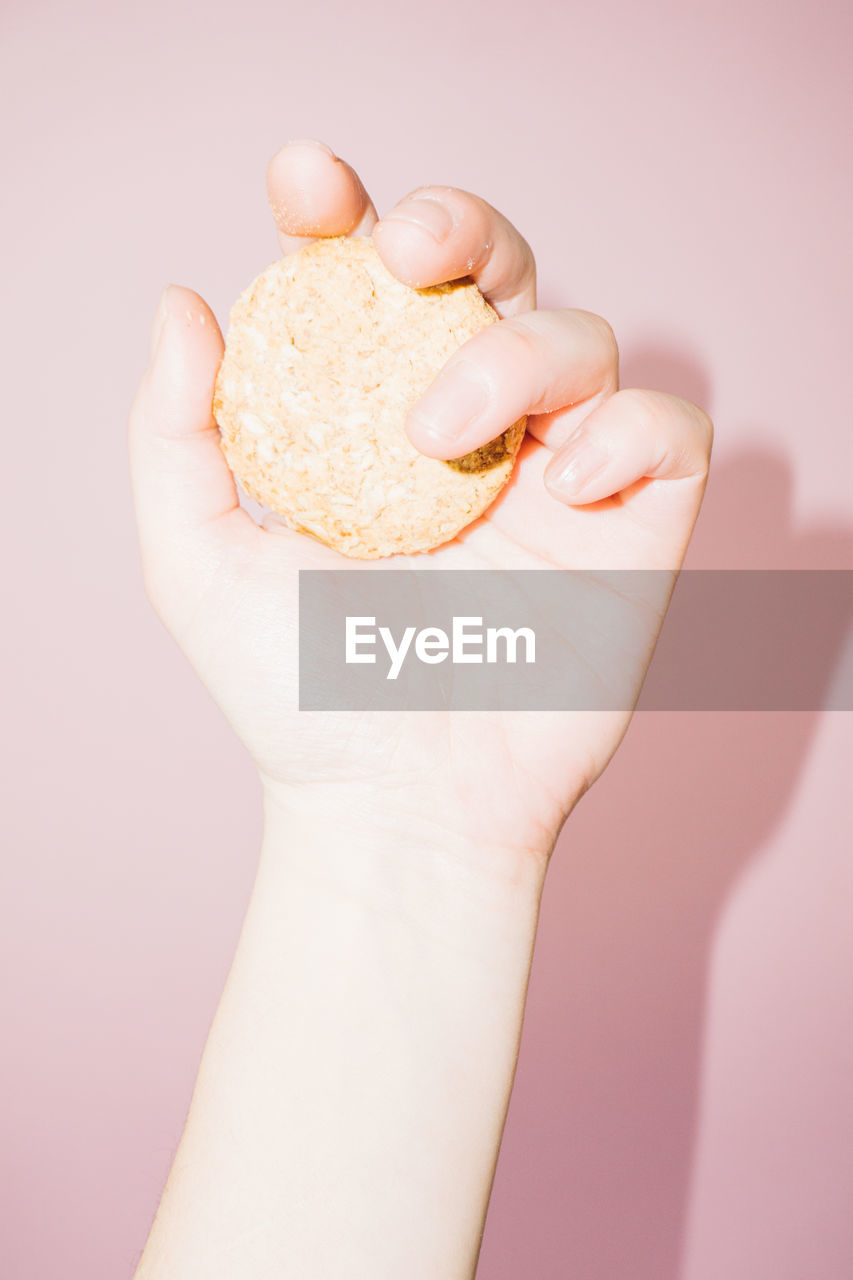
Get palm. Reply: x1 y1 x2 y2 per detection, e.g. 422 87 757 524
183 431 699 860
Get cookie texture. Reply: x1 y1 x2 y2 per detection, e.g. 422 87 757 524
213 236 526 558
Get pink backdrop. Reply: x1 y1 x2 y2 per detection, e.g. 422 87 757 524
3 0 852 1276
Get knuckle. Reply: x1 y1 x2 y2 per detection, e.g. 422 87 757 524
516 238 537 290
579 310 620 366
669 394 715 452
694 403 714 448
615 387 714 474
597 316 620 369
613 386 661 430
402 184 457 208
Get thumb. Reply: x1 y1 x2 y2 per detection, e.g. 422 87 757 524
127 286 256 624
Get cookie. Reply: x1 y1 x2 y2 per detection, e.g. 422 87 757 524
213 235 526 558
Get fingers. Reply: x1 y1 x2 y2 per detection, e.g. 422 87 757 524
543 388 713 506
259 146 713 542
266 139 378 254
127 286 257 625
405 308 619 460
373 186 536 316
266 151 535 320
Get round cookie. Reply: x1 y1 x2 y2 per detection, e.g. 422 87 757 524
213 235 526 558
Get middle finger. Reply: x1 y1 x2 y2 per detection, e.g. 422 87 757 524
373 186 537 317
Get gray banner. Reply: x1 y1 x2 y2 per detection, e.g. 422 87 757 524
298 570 853 711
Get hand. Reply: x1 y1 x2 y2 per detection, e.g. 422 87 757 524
130 147 713 1274
127 139 712 875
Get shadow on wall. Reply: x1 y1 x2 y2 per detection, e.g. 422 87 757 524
477 346 853 1280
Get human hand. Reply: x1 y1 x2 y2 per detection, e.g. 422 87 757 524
127 139 712 876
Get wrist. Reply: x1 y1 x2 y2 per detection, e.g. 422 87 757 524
259 778 548 935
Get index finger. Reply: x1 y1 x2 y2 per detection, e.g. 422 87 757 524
266 139 378 254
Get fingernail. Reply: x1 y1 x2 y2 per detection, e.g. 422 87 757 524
382 197 454 243
407 361 491 444
545 431 609 498
282 138 336 158
149 286 172 361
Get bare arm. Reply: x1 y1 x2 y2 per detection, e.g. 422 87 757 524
134 802 544 1278
128 140 710 1279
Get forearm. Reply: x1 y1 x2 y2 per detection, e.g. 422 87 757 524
134 793 546 1280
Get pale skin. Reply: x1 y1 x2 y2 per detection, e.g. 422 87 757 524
128 139 712 1278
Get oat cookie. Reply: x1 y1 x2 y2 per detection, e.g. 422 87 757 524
213 235 526 558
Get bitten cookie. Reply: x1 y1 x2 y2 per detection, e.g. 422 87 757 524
213 236 526 558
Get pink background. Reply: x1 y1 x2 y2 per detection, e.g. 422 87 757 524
3 0 852 1276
